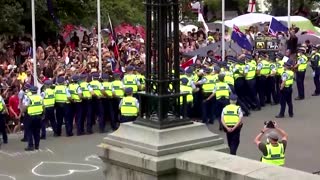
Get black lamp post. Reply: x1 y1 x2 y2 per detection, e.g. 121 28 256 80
135 0 192 129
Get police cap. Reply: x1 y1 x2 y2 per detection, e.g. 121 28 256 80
57 76 65 84
185 68 193 74
125 87 133 94
126 65 134 71
101 73 109 80
71 75 80 82
29 86 38 92
218 73 225 82
214 66 221 73
24 83 31 90
44 80 53 86
181 77 189 85
91 72 100 79
80 73 88 79
230 94 238 101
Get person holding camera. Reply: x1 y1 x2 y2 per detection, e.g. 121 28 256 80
254 122 288 166
221 94 243 155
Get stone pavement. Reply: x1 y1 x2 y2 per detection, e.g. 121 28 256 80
209 71 320 174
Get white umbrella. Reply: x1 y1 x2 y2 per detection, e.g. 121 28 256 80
180 25 198 33
297 33 320 44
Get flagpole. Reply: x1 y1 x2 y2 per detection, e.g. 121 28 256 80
221 0 225 61
31 0 37 86
288 0 291 28
97 0 102 73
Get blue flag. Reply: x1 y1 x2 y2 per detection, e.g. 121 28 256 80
231 25 253 51
269 17 288 35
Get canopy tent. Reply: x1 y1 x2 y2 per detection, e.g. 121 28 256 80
180 24 198 34
207 21 230 32
297 33 320 44
315 26 320 34
182 41 242 58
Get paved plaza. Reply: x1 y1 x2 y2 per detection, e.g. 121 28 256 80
0 73 320 179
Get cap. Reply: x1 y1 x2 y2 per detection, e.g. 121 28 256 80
126 65 134 71
204 68 212 73
218 73 225 81
71 75 80 82
113 72 121 78
268 131 279 140
92 72 100 79
29 86 38 92
276 53 284 59
230 94 238 101
214 66 221 72
207 36 214 41
297 47 306 53
125 87 133 94
185 68 193 74
101 73 109 80
226 56 238 62
181 77 189 85
80 73 88 79
57 76 65 84
44 80 53 86
180 67 185 73
245 54 253 60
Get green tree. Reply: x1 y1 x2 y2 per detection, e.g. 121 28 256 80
264 0 318 16
0 1 24 35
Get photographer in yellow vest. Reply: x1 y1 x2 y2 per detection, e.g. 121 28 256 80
221 94 243 155
255 122 288 166
119 87 139 123
40 80 57 139
21 86 43 151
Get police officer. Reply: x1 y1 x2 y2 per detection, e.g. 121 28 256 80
22 86 43 151
198 68 216 124
221 94 243 155
41 80 57 139
123 66 140 98
79 74 94 134
257 53 271 107
275 53 285 103
265 57 277 105
254 123 288 166
310 45 320 96
0 93 8 144
101 73 117 130
244 55 260 110
54 76 73 136
294 47 308 100
19 83 31 142
119 87 139 123
276 62 294 118
68 75 83 136
180 77 198 118
233 58 248 108
205 74 232 130
112 72 125 123
90 72 105 133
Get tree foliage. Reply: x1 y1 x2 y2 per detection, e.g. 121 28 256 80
0 0 145 38
264 0 318 16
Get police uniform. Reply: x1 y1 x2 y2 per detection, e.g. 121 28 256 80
233 59 247 108
19 84 31 142
79 74 94 134
54 76 73 136
199 68 217 124
119 87 139 122
123 66 140 98
276 62 294 118
295 47 308 100
275 53 285 103
101 73 117 130
90 72 106 133
23 86 43 151
310 45 320 96
112 72 125 123
41 80 57 139
257 54 271 107
265 59 277 104
68 75 83 136
221 94 243 155
0 95 8 144
180 78 196 118
244 56 260 110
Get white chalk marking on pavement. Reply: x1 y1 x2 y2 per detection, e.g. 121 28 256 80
0 174 16 180
0 148 54 157
31 161 100 177
84 154 102 163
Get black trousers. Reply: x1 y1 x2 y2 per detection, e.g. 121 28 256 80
257 76 267 106
314 68 320 94
224 125 242 155
279 87 293 116
266 76 278 104
26 115 41 149
0 113 7 143
275 75 282 103
296 71 306 99
245 78 260 109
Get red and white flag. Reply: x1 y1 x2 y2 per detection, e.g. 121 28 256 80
247 0 256 13
198 10 209 34
180 55 197 70
190 1 201 14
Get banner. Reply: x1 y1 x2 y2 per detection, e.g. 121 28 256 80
254 36 280 52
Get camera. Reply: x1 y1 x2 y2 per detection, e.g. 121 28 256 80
264 121 275 128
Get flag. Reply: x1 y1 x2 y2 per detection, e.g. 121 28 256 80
180 55 197 69
247 0 256 13
268 17 288 36
190 1 201 14
231 25 253 51
108 14 119 60
198 10 209 34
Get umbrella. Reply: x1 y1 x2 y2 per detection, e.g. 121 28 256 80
183 41 243 58
297 33 320 44
180 25 198 34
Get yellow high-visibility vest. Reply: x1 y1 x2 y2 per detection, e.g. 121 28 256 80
79 82 92 99
260 60 271 76
43 88 55 107
215 82 230 99
180 85 193 104
68 83 81 102
276 60 284 76
112 80 124 98
223 104 240 126
202 75 216 93
90 80 103 98
123 74 138 93
102 81 113 97
120 96 138 116
284 70 294 87
261 143 285 166
297 55 308 72
245 62 256 80
27 95 43 116
54 85 69 103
